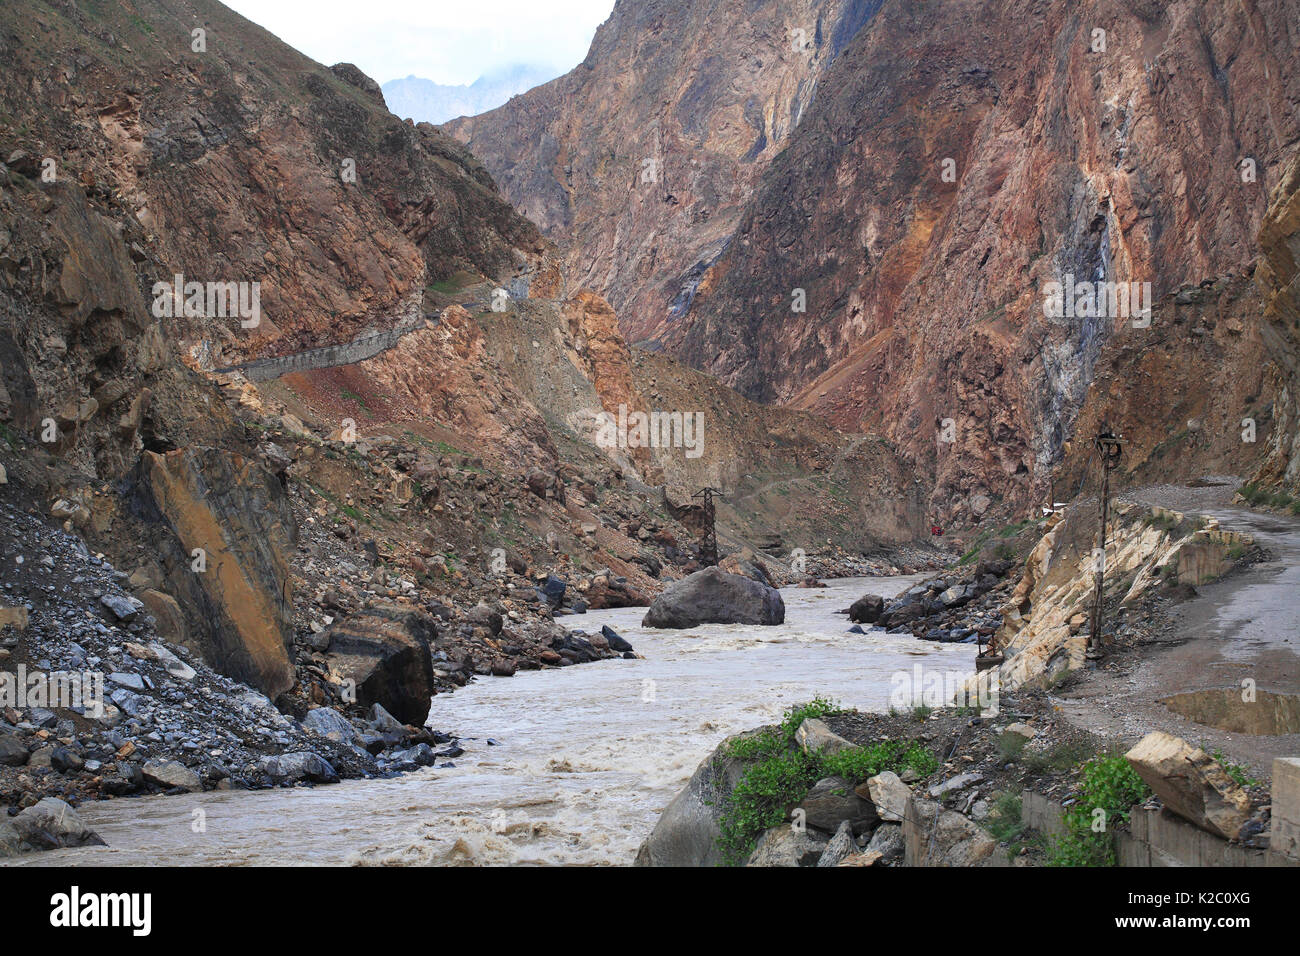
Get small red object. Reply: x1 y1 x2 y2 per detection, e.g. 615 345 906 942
930 525 943 536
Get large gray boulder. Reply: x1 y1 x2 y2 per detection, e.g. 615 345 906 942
746 824 829 866
816 820 857 867
142 759 203 792
0 798 106 856
320 605 436 725
798 775 879 834
903 794 998 866
863 770 911 822
642 567 785 628
848 594 885 624
635 731 761 867
794 717 856 756
303 707 359 746
261 752 340 785
866 822 905 862
0 734 29 767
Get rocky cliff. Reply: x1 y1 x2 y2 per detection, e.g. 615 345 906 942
453 0 1300 524
446 0 881 344
0 0 550 697
1253 150 1300 493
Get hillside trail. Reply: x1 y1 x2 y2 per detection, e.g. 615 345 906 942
1051 479 1300 781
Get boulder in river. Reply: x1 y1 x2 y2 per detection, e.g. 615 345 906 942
601 625 634 653
641 567 784 628
320 605 436 726
848 594 884 624
261 751 340 785
0 798 106 856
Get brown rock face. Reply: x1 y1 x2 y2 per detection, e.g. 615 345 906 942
456 0 1299 521
129 447 298 698
1253 151 1300 493
446 0 877 344
0 0 561 708
0 0 543 376
352 306 560 467
671 0 1298 519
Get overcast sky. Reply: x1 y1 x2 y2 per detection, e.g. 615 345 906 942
225 0 615 86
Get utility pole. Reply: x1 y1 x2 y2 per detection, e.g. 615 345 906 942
1087 425 1125 663
692 487 721 567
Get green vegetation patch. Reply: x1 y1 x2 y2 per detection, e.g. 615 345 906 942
958 518 1038 565
715 698 938 866
1239 482 1300 515
1044 752 1151 866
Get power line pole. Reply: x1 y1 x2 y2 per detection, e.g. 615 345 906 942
692 487 721 567
1087 426 1125 663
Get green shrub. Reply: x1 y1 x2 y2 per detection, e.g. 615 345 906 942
984 792 1032 858
822 738 937 782
1021 738 1097 774
715 699 937 865
1045 753 1151 866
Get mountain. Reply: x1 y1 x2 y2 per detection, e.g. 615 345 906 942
383 65 561 125
446 0 878 339
0 0 930 710
446 0 1300 519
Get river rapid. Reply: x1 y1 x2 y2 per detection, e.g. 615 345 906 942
10 575 978 866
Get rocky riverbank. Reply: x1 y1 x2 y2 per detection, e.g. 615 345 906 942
638 493 1299 868
0 420 936 860
636 691 1284 868
0 495 477 849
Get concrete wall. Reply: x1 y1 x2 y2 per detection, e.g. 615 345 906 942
1021 791 1066 837
1024 788 1298 867
1116 807 1290 867
1273 757 1300 862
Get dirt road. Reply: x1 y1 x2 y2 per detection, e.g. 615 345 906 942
1053 480 1300 781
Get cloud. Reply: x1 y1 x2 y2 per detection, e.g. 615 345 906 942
225 0 615 86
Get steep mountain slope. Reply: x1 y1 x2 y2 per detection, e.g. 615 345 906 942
674 0 1298 521
455 0 1299 522
0 0 931 713
0 0 548 701
1 0 544 373
446 0 882 344
1252 150 1300 494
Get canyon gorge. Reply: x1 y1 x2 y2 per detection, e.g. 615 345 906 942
0 0 1298 879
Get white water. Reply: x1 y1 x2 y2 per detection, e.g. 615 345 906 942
7 576 978 866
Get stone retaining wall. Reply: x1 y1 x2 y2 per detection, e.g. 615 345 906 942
215 316 436 382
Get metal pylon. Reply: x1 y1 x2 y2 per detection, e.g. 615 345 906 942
692 487 721 567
